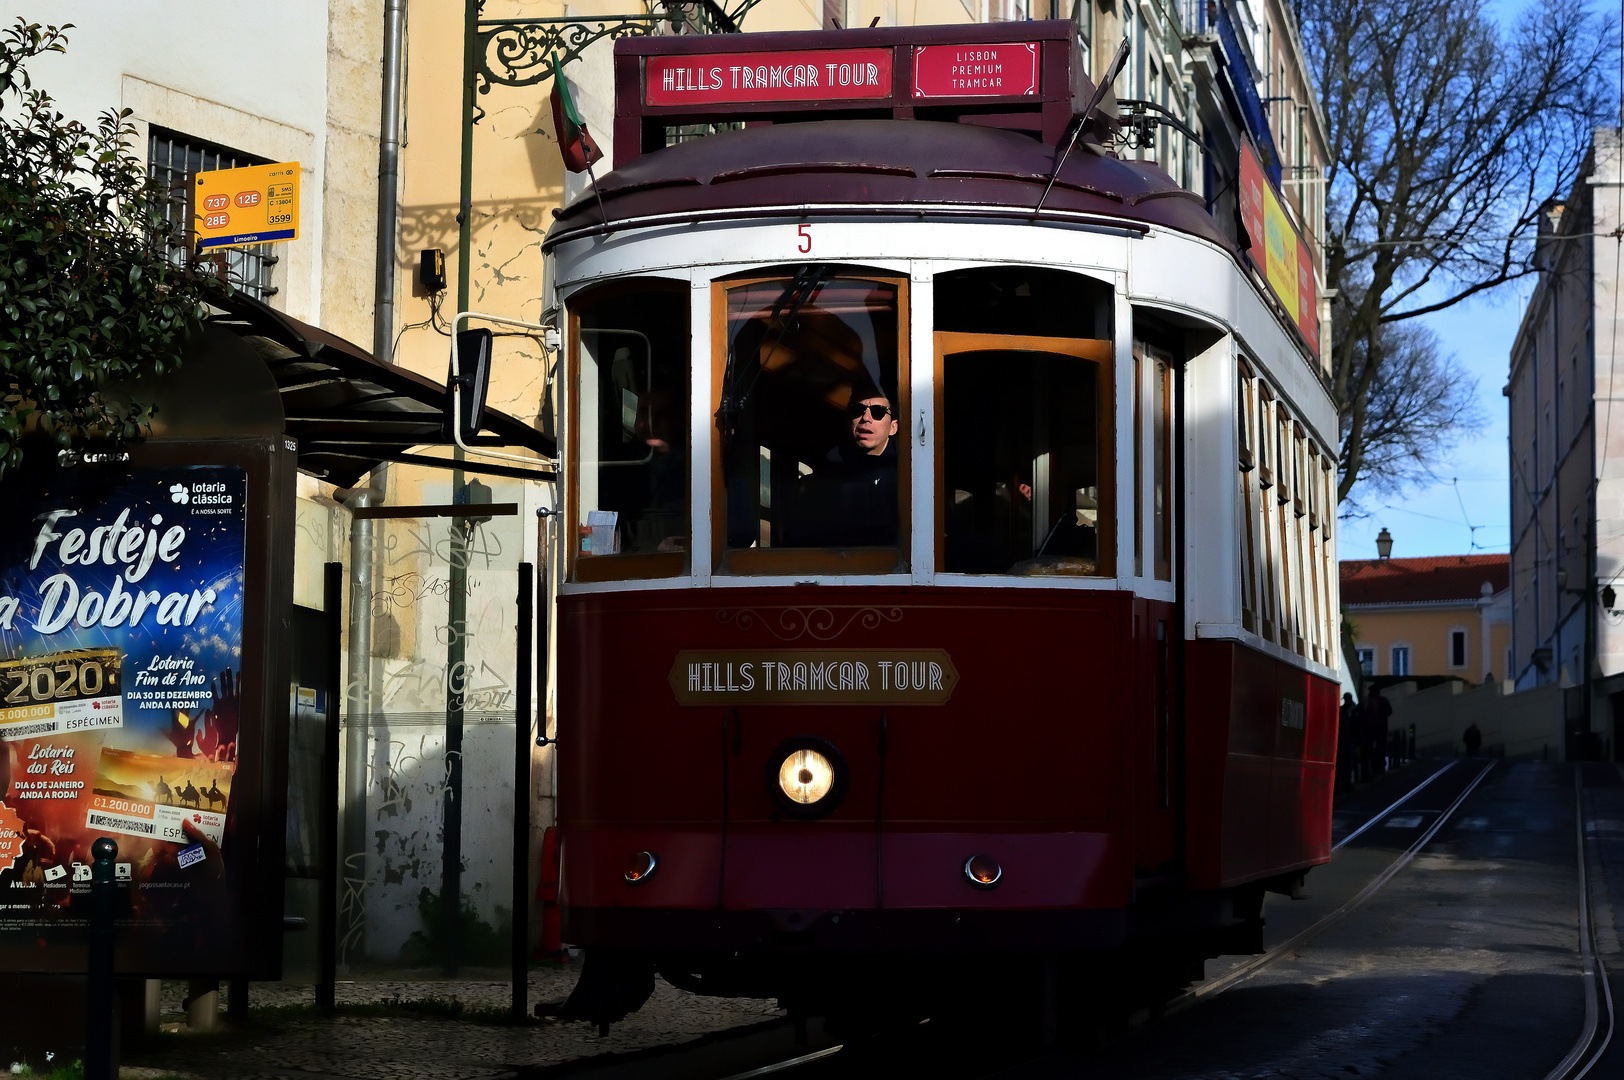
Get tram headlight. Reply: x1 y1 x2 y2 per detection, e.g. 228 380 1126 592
767 737 848 819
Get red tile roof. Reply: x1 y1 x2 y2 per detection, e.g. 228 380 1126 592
1340 553 1510 606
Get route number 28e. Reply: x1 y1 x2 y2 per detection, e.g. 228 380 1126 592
797 224 812 253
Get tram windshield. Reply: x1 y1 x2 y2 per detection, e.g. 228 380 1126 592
570 281 690 580
717 269 905 570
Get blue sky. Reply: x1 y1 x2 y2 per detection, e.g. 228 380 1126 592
1336 283 1527 562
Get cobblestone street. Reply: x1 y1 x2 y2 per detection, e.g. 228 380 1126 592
122 967 783 1080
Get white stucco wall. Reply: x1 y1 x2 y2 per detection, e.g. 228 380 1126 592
6 1 335 324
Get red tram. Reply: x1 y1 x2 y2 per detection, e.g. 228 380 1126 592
536 20 1341 1026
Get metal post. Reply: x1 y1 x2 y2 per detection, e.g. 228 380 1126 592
458 0 478 316
512 562 534 1021
318 562 343 1013
86 836 117 1080
343 489 375 964
226 979 248 1022
374 0 407 363
443 509 468 976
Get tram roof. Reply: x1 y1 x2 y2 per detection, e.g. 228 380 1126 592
544 118 1233 252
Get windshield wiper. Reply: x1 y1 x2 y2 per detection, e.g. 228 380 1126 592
715 264 827 440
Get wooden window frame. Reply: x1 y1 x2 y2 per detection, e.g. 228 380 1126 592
1151 345 1173 582
934 331 1116 578
1257 386 1275 489
1292 423 1307 518
1237 362 1256 472
711 272 910 577
566 278 691 585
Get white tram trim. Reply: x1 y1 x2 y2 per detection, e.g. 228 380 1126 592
549 216 1339 671
544 201 1157 250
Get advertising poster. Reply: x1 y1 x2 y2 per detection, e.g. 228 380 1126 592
0 464 250 962
1238 141 1320 356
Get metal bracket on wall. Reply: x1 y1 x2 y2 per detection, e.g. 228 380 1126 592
474 0 764 109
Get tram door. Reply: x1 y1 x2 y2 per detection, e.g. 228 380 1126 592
1132 337 1179 874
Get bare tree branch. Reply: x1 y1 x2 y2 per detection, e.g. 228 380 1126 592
1303 0 1614 502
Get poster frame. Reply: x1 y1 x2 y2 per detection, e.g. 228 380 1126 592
0 435 296 979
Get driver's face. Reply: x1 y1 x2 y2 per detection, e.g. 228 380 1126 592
851 396 898 455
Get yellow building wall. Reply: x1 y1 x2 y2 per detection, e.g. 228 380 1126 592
1351 605 1510 682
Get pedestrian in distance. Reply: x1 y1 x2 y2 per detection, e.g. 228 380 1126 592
1337 693 1356 790
1371 691 1393 774
1463 721 1483 757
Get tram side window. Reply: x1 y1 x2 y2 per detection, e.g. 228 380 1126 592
935 268 1114 577
570 281 690 580
717 269 905 572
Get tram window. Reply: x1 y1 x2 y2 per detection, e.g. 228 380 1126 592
1256 388 1274 489
1292 426 1308 518
1237 365 1256 472
1134 345 1144 578
1307 444 1320 530
933 268 1114 577
716 269 906 573
1275 409 1293 506
940 345 1108 575
933 267 1112 340
1151 347 1173 582
568 280 690 582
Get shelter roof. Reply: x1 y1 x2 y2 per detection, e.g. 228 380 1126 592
203 294 553 488
1340 554 1510 607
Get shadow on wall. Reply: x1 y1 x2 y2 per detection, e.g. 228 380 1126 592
1382 679 1566 761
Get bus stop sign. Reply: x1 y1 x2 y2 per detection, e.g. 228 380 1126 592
192 162 300 251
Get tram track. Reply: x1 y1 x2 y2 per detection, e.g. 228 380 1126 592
538 758 1616 1080
1543 767 1614 1080
1180 758 1497 1007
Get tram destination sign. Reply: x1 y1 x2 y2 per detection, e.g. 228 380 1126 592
670 649 958 705
912 42 1040 98
645 48 892 107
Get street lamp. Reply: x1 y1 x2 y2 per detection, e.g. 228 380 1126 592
1375 527 1393 560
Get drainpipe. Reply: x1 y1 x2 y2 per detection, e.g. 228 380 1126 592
341 0 406 967
375 0 406 363
341 485 376 967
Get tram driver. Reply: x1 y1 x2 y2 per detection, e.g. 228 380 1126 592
792 388 899 547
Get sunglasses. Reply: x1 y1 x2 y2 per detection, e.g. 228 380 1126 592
847 403 891 421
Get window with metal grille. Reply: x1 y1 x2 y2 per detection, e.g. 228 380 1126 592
147 127 279 302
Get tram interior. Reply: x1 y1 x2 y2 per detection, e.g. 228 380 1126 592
719 268 904 553
574 283 691 562
936 268 1114 576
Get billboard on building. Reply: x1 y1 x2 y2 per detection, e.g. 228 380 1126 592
1239 141 1321 356
0 440 293 977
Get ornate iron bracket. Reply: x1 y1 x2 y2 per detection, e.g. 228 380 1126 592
475 0 765 105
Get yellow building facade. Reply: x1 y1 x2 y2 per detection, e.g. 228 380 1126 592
1342 554 1512 684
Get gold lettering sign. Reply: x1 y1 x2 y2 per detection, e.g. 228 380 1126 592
669 649 958 705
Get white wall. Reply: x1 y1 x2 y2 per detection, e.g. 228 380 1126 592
7 1 333 322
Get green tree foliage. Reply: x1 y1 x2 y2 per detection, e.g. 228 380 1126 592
0 19 225 474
